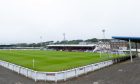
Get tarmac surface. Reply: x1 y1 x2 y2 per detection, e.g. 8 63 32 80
0 57 140 84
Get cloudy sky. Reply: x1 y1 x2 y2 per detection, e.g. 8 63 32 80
0 0 140 44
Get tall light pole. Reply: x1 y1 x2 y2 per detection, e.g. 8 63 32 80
63 33 66 42
63 33 66 44
102 29 105 42
102 29 106 51
63 33 66 51
40 36 43 48
101 29 106 58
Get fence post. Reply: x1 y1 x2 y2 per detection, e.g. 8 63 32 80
98 63 100 69
92 64 94 71
26 69 28 77
75 69 77 77
35 71 37 82
63 72 65 81
84 66 86 74
12 64 14 71
45 73 47 82
64 71 67 81
55 73 58 83
18 66 20 74
8 62 9 68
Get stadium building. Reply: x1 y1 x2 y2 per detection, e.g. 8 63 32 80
110 39 128 50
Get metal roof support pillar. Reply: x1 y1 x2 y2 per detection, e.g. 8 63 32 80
129 39 133 62
135 42 138 57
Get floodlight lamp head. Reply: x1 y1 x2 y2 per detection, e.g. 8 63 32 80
102 29 105 33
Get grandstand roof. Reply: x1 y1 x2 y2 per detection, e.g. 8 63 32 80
47 44 96 47
112 36 140 42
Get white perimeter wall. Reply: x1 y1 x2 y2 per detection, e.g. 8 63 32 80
0 60 113 82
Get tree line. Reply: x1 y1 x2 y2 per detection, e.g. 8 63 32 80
13 38 110 47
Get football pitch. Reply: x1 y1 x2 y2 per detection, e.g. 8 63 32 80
0 50 125 72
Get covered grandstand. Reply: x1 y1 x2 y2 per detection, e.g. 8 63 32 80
47 44 96 51
112 36 140 62
0 45 16 49
0 45 40 50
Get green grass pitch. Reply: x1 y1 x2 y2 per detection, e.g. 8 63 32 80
0 50 125 72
